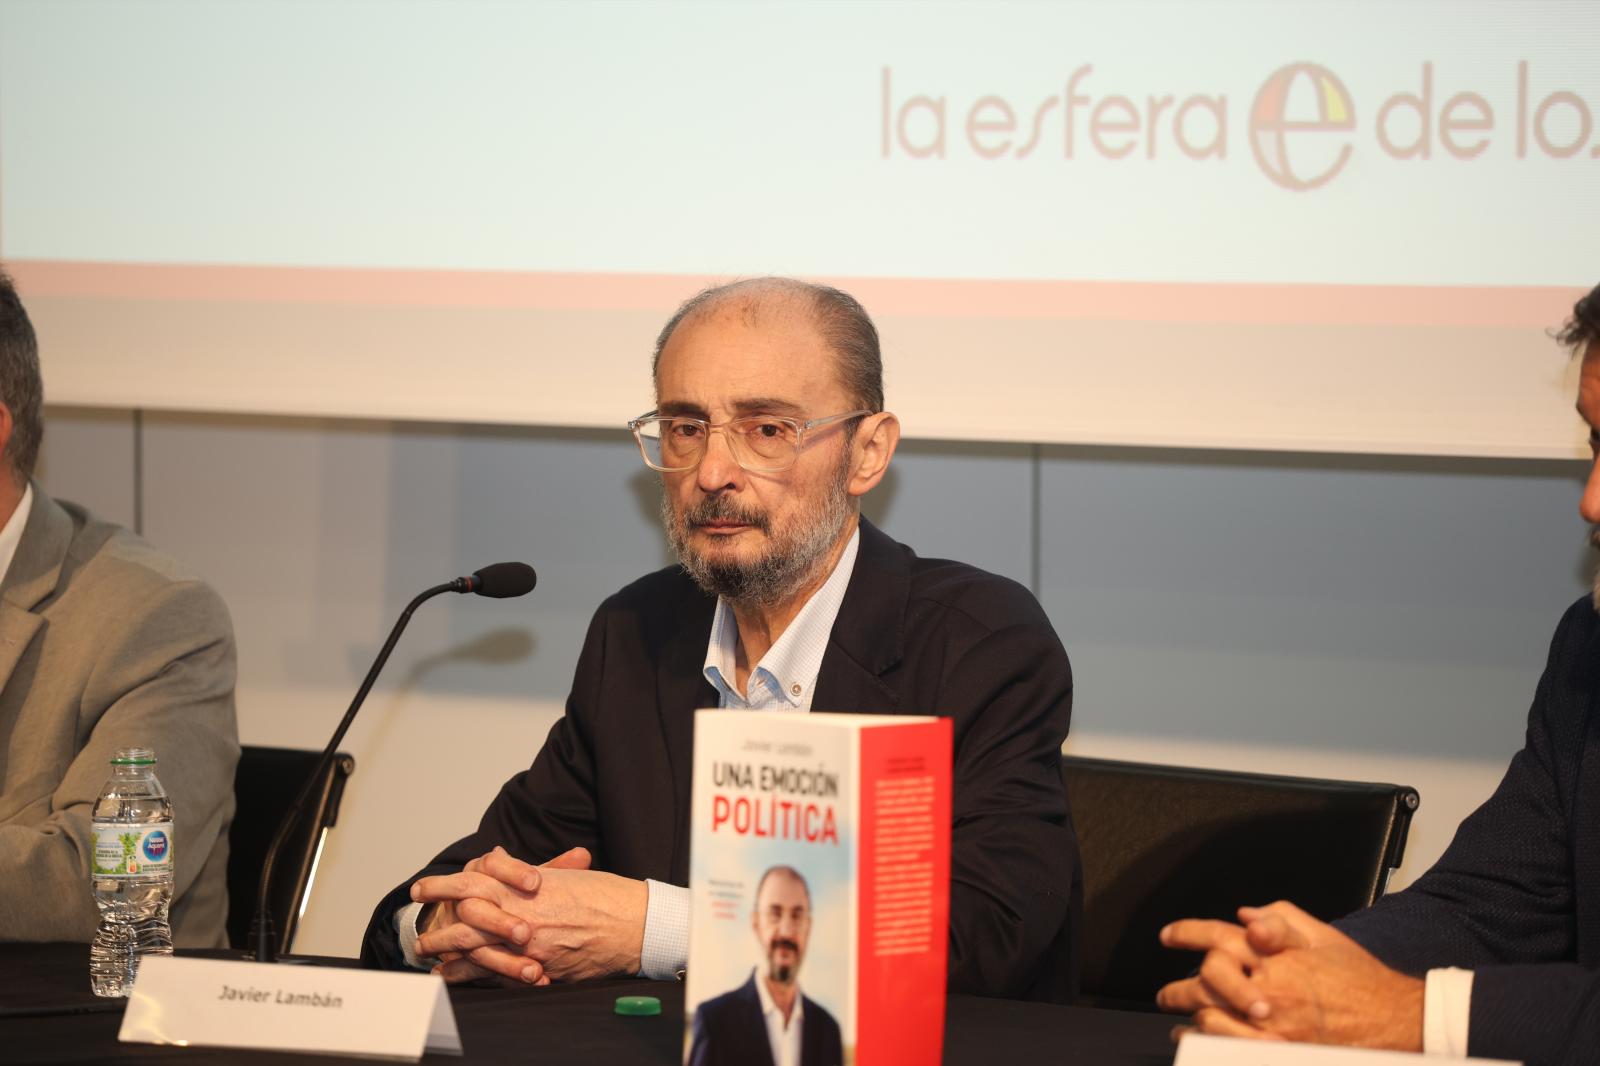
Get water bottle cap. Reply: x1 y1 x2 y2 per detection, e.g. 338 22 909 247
110 747 157 766
613 995 661 1016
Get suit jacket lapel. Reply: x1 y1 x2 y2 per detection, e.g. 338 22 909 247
657 589 718 884
737 974 777 1066
800 996 831 1066
812 518 905 714
1576 620 1600 966
0 490 71 700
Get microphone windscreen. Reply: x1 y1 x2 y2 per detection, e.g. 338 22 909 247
472 562 537 599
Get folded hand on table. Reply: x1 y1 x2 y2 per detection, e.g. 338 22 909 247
1155 900 1424 1052
410 845 648 987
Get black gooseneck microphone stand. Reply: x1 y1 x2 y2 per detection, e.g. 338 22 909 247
250 563 535 963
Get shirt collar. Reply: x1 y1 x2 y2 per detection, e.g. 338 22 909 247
0 484 36 589
703 525 861 710
752 967 805 1026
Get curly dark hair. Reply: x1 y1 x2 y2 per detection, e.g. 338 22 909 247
1558 281 1600 352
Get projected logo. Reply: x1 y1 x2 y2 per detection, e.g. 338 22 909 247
880 59 1598 191
1249 63 1356 190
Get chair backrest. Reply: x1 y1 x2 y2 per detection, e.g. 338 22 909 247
1062 754 1418 1010
226 745 355 953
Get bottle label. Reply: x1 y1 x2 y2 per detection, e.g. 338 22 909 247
92 823 174 877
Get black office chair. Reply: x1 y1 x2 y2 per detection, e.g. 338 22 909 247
1061 754 1418 1011
226 745 355 954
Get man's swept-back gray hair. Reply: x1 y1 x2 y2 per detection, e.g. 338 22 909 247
0 270 43 488
1559 281 1600 352
652 277 885 413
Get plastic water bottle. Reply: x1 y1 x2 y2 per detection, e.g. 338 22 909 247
89 747 175 997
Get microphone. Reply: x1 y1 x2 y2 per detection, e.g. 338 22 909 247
250 563 537 963
450 561 537 599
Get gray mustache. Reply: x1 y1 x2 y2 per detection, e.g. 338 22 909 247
687 498 770 532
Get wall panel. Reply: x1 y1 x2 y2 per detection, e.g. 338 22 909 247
1039 445 1589 886
35 405 1591 950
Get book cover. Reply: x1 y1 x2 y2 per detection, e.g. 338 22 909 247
684 710 952 1066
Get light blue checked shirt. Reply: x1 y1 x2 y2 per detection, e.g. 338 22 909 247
638 526 861 979
700 526 861 712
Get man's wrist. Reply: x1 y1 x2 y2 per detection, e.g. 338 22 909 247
395 901 437 971
623 876 648 976
1382 973 1427 1052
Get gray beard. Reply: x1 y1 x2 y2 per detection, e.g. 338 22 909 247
662 455 853 610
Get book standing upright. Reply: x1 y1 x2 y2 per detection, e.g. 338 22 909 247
684 710 952 1066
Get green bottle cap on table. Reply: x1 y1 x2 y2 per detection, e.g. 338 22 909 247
614 995 661 1016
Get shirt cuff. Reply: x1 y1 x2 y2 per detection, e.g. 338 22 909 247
640 879 690 980
1423 967 1474 1056
395 900 439 972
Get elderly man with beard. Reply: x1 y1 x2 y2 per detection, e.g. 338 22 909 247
1156 283 1600 1065
360 278 1078 1002
687 866 844 1066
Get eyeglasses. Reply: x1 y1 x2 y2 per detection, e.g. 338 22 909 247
627 410 871 473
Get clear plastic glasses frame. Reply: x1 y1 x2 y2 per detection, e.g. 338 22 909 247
627 410 870 473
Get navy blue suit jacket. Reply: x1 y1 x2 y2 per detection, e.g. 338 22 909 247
361 519 1078 1001
1338 595 1600 1064
687 973 843 1066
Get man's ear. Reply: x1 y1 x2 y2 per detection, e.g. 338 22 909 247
0 402 16 484
846 412 900 499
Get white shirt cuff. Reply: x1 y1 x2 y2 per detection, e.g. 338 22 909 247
639 879 690 980
394 900 439 971
1423 967 1474 1056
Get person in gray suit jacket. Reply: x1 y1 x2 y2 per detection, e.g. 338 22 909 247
0 269 239 948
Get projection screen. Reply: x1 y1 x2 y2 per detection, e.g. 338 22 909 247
1 0 1596 457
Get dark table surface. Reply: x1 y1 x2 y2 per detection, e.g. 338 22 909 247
1 943 1178 1065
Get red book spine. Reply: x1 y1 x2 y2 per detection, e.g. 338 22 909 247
854 718 952 1065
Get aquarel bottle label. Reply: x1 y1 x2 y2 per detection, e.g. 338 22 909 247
92 822 174 877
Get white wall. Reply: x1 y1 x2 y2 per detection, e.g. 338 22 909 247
36 408 1589 957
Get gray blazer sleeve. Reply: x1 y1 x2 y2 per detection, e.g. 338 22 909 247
0 577 238 945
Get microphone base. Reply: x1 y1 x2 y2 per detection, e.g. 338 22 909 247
237 953 320 966
248 914 279 964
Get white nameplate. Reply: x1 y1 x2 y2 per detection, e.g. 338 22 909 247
119 955 462 1061
1176 1034 1517 1066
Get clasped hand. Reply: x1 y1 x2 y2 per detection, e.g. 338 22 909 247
1155 900 1424 1051
409 845 648 987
